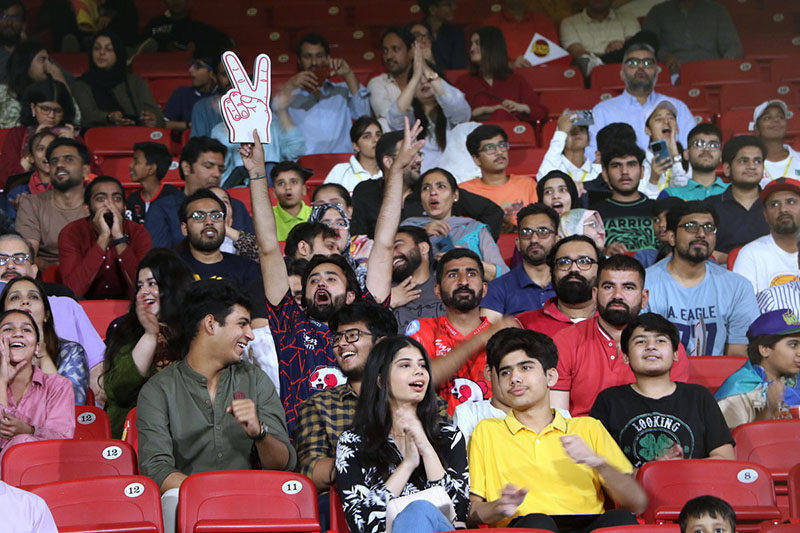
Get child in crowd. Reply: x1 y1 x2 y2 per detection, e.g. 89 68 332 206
678 495 736 533
271 162 312 241
537 109 600 192
126 142 179 224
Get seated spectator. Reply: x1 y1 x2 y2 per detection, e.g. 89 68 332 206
643 0 741 72
0 479 58 533
715 309 800 428
6 129 55 212
103 249 193 438
335 336 469 533
560 0 641 75
189 58 227 138
285 256 309 306
324 117 383 194
294 302 398 492
481 204 559 321
418 0 468 69
537 110 600 189
635 196 684 268
660 123 728 201
284 222 340 261
15 138 89 269
391 225 446 332
756 241 800 315
706 135 770 265
483 0 560 67
558 209 607 251
402 169 508 280
517 235 601 337
309 203 367 290
285 33 370 155
645 201 758 356
751 100 800 185
0 0 25 84
126 142 180 225
272 162 312 241
537 169 582 215
583 122 638 206
368 28 413 132
0 309 75 465
208 187 258 262
139 0 232 53
591 313 735 466
388 48 471 171
312 184 373 273
468 328 647 530
1 276 88 405
58 177 152 299
733 178 800 293
460 125 539 232
72 31 163 128
640 99 689 199
163 50 218 132
552 254 689 416
405 22 436 66
455 26 547 123
679 496 737 533
145 136 254 248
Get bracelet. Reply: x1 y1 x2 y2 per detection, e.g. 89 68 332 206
112 235 130 245
250 174 267 181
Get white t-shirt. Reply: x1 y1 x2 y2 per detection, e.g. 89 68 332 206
323 155 382 194
733 233 800 293
761 145 800 188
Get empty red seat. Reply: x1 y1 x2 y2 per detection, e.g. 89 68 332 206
517 65 584 93
191 1 268 32
299 153 352 184
506 148 547 178
50 52 90 77
74 405 112 440
352 1 421 28
227 187 252 216
79 300 131 339
732 420 800 484
273 2 347 28
539 89 613 119
771 56 800 85
679 59 763 88
719 82 800 113
789 464 800 519
131 51 192 80
686 355 746 393
497 233 517 265
297 26 374 56
121 407 139 453
485 120 537 149
593 526 681 533
656 85 712 114
85 127 172 157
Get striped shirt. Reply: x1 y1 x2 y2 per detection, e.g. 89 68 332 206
757 281 800 315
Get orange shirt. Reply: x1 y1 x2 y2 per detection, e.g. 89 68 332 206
459 174 538 226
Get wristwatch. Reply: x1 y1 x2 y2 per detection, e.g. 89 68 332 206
250 421 268 441
672 154 682 163
112 235 130 245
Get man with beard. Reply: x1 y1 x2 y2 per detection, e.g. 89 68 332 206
15 138 89 269
481 204 559 322
351 130 504 239
0 1 24 84
517 235 601 337
552 254 689 416
587 43 695 160
391 225 445 332
660 124 729 201
645 202 759 357
733 178 800 293
57 176 151 299
368 27 413 132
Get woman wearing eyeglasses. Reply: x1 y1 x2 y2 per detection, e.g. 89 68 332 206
308 203 368 291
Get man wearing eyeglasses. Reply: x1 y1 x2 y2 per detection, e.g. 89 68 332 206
659 124 729 201
163 50 220 132
0 1 25 85
644 201 759 357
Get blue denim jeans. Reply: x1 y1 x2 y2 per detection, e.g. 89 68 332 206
392 500 454 533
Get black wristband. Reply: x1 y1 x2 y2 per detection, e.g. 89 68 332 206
112 235 130 246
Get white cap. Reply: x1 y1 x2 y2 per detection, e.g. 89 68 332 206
643 99 678 125
749 99 794 131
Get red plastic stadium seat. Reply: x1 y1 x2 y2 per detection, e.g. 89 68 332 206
2 439 138 488
41 264 61 284
637 460 781 531
227 187 252 216
686 355 746 394
759 525 800 533
299 153 352 184
85 127 172 158
539 89 614 120
732 420 800 483
789 464 800 519
679 59 762 89
517 65 584 93
593 526 681 533
727 246 742 270
656 85 712 115
771 56 800 85
719 82 800 113
177 470 320 533
74 405 112 440
79 300 131 340
131 51 192 80
30 475 164 533
148 77 190 110
497 234 517 266
0 127 11 150
50 52 90 77
352 1 421 28
191 1 268 32
741 35 800 62
121 407 138 452
296 27 374 57
507 148 547 178
329 485 350 533
273 2 347 28
719 106 800 144
485 121 537 149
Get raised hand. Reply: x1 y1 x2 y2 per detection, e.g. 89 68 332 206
135 292 161 336
390 276 421 307
239 130 266 176
561 435 605 468
392 117 425 171
220 51 272 144
226 397 262 438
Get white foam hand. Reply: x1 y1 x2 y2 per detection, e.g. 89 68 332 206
219 51 272 144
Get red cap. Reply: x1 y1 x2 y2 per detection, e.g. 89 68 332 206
760 177 800 202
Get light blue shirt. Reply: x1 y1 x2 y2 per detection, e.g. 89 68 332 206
587 90 696 161
286 80 370 155
644 257 759 356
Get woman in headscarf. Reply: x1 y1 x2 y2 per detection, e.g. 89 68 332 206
558 208 607 252
308 202 368 291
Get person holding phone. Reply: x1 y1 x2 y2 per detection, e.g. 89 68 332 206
640 99 689 199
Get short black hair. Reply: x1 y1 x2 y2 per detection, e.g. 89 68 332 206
178 279 253 356
665 200 719 233
270 160 311 182
397 225 431 248
376 130 403 173
516 203 559 234
178 188 226 223
19 79 76 127
687 123 722 146
133 141 172 180
651 196 684 217
380 26 414 51
745 330 792 365
417 0 448 16
297 33 330 57
179 136 226 180
678 496 736 533
46 137 91 165
350 116 382 144
466 124 508 157
601 141 646 169
284 222 338 258
436 248 484 284
598 253 646 286
301 254 362 300
620 312 680 355
596 123 637 156
536 170 580 212
284 256 309 278
546 234 602 270
84 175 124 205
421 167 458 192
312 183 352 208
329 301 398 338
722 135 766 166
486 327 558 373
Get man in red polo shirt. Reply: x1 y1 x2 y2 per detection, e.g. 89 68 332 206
517 234 600 337
551 254 689 416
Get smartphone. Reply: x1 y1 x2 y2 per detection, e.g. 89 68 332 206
311 65 329 85
103 212 114 228
650 140 671 163
571 110 594 127
432 236 454 255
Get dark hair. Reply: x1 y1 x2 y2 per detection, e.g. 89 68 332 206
403 20 433 44
133 142 172 180
88 30 127 73
301 254 362 300
469 26 511 79
620 312 680 355
285 256 309 278
312 183 352 208
746 333 784 365
421 167 458 193
408 60 449 151
721 135 766 166
376 130 403 173
45 137 91 165
25 128 57 159
380 26 414 51
687 123 722 146
598 253 646 286
104 249 195 372
678 496 736 533
0 233 35 258
179 136 227 180
270 160 311 182
352 335 447 480
486 327 558 373
350 116 383 144
7 39 45 96
296 33 330 58
84 175 124 205
651 196 684 217
666 200 719 234
466 124 508 157
397 225 431 248
536 171 580 213
0 0 25 17
596 123 637 156
547 234 602 270
0 277 52 360
417 0 449 16
284 222 338 258
329 301 398 338
0 309 38 346
19 79 76 126
178 188 226 223
178 279 253 355
436 248 483 284
601 141 646 170
516 203 559 234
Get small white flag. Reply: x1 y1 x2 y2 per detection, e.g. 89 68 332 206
523 33 570 67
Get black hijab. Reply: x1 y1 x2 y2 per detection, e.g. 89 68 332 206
78 30 128 113
537 170 581 210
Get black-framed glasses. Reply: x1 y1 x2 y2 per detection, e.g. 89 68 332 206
691 139 721 150
332 328 375 345
624 58 656 68
554 256 597 271
0 253 30 266
36 104 64 116
478 141 510 154
677 222 717 234
519 227 555 239
189 210 224 222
